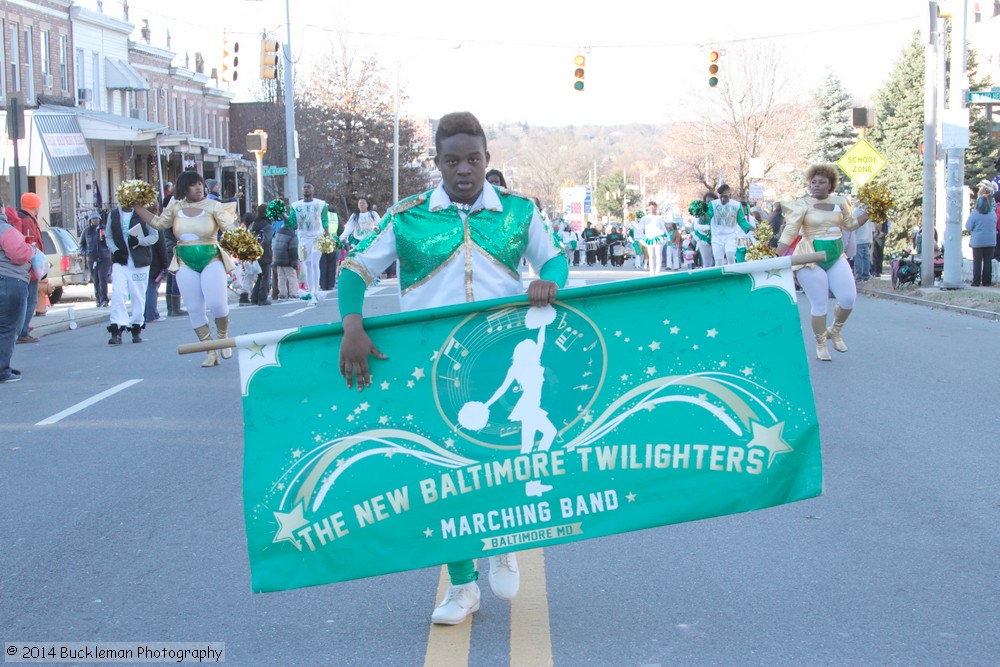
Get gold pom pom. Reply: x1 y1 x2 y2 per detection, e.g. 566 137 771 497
220 228 263 262
314 235 341 254
858 182 895 224
115 180 158 209
744 221 778 262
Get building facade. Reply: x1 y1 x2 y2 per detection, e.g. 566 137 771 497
0 0 246 234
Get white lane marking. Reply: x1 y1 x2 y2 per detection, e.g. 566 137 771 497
282 305 317 318
35 379 144 426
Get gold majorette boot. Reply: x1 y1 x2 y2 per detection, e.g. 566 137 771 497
216 315 232 360
826 305 852 353
811 315 832 361
194 324 219 367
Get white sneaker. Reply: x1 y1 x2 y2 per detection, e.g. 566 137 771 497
431 582 480 625
488 553 520 600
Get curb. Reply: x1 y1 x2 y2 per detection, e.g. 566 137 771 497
858 286 1000 321
31 313 112 338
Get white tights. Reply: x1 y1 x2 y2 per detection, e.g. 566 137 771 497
796 258 857 317
176 262 230 328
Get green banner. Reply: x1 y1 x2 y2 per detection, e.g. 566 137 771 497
238 258 821 593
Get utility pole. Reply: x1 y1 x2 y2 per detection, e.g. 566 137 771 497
942 1 969 289
282 0 298 201
921 1 938 287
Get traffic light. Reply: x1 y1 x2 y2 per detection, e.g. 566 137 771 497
221 36 240 83
260 38 279 80
573 54 585 92
708 50 720 87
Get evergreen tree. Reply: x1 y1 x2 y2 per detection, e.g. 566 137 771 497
868 31 926 253
961 46 995 191
807 70 857 168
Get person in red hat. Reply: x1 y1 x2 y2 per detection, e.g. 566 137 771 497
14 192 43 344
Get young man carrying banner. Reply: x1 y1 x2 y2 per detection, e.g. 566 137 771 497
337 111 569 625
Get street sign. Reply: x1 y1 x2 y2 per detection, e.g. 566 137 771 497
262 165 287 176
967 89 1000 104
836 138 888 187
748 182 764 201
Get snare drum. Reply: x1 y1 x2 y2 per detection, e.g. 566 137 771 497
586 241 598 252
611 244 624 256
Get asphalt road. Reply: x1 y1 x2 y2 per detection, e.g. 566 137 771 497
1 267 998 666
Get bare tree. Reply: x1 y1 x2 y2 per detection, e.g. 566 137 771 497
665 43 808 204
296 44 430 223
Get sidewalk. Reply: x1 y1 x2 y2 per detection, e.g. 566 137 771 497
23 284 225 339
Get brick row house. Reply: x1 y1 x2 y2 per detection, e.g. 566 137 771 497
0 0 248 236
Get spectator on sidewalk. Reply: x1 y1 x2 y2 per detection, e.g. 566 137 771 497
249 204 273 305
80 211 112 307
144 204 170 323
965 194 998 287
854 211 873 282
273 213 300 299
14 193 44 344
0 202 34 383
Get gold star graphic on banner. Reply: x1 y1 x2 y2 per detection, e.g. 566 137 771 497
747 422 793 466
626 492 637 502
649 341 661 351
380 381 390 390
247 342 266 358
706 328 718 338
412 367 426 380
273 503 309 549
424 528 434 538
670 326 680 335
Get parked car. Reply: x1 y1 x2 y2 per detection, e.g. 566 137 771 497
39 226 90 304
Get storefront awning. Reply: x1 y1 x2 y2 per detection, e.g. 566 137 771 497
0 109 97 177
105 57 150 91
73 106 166 142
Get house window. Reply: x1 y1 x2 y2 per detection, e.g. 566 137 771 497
0 22 6 94
9 24 20 91
91 51 100 107
23 26 34 101
59 34 68 90
75 47 84 92
40 31 50 76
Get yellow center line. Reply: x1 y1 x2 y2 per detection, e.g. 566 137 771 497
510 548 553 667
423 566 473 667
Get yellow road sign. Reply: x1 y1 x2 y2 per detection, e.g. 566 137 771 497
836 138 889 187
